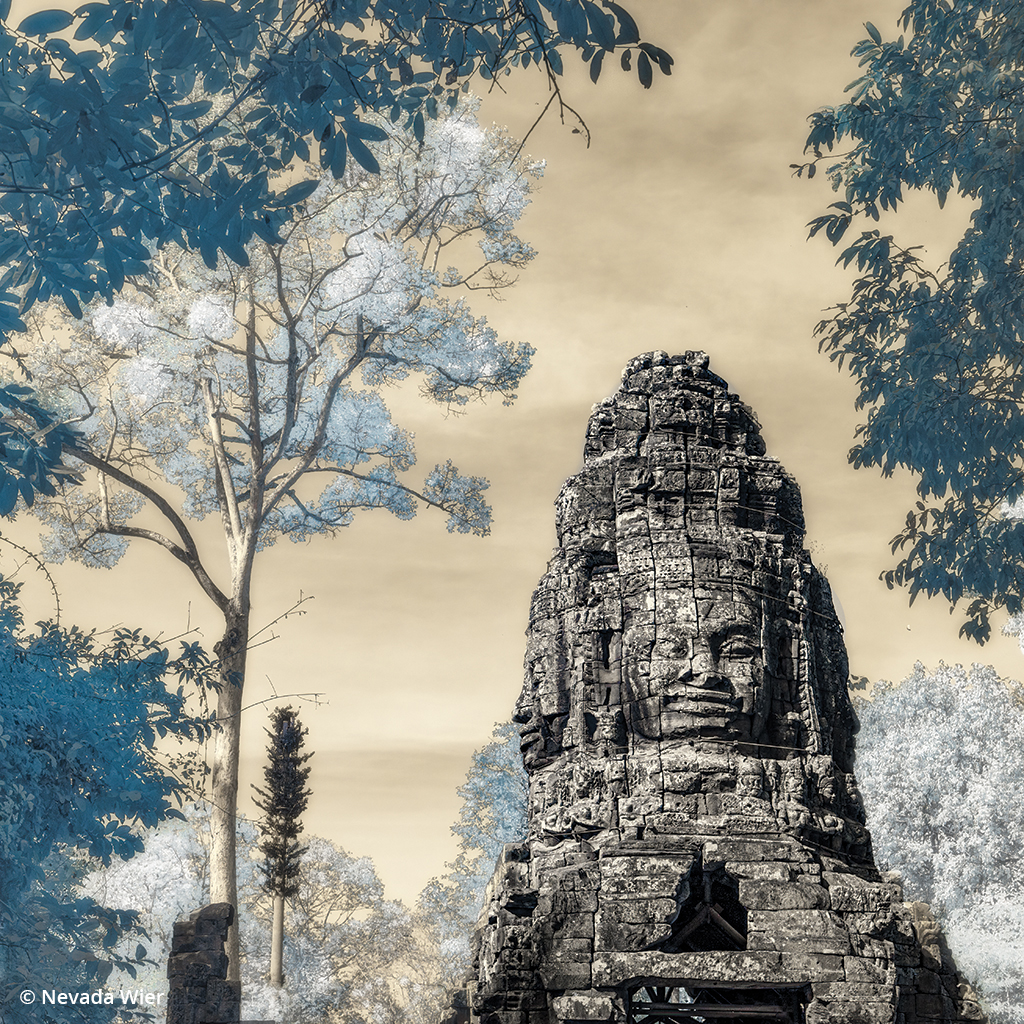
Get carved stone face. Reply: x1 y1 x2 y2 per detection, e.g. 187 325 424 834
628 587 770 745
514 648 568 771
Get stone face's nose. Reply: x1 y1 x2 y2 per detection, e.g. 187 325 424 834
686 638 717 680
511 689 532 725
668 638 731 704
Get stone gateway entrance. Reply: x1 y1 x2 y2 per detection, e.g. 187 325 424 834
469 353 986 1024
628 983 809 1023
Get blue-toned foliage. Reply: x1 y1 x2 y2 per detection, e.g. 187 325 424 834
800 2 1024 642
0 574 216 1023
0 384 82 515
0 0 670 337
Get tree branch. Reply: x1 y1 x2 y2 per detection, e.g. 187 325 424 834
202 377 245 555
61 447 231 610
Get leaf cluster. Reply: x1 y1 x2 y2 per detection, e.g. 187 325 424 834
0 0 670 336
800 2 1024 642
251 705 312 898
0 382 82 515
0 573 217 1019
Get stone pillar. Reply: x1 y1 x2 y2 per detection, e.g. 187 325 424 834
167 903 241 1024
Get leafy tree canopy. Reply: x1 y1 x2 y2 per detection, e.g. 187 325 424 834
0 0 671 334
82 807 434 1024
853 662 1024 1020
797 1 1024 642
0 573 216 1020
418 721 526 989
21 97 541 582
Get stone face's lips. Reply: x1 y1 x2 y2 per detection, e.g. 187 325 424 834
664 688 740 711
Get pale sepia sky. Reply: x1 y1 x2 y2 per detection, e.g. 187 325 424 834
9 1 1024 907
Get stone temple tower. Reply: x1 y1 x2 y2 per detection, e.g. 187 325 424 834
469 353 985 1024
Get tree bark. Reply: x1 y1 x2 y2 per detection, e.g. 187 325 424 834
270 895 284 987
209 601 250 985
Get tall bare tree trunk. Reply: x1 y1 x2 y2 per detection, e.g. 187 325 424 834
209 601 250 985
270 895 284 987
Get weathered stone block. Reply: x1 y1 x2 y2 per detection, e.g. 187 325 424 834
806 1001 896 1024
598 856 686 899
748 910 852 955
855 937 896 960
592 951 783 987
703 838 808 863
725 860 792 882
845 956 896 985
167 950 229 978
738 880 829 910
550 937 593 956
812 982 897 1004
778 953 846 982
538 962 591 990
825 874 899 913
594 916 671 952
553 913 595 939
550 993 614 1020
596 898 676 925
664 770 701 793
845 911 897 935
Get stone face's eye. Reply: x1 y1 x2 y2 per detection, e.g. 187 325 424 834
718 633 758 658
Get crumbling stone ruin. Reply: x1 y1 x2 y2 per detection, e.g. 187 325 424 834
470 353 985 1024
167 903 241 1024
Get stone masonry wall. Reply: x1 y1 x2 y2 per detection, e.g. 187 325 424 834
166 903 240 1024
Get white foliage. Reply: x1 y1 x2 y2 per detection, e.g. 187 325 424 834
91 300 163 350
322 233 422 327
187 295 235 341
853 662 1024 1018
119 355 172 407
20 96 538 568
944 889 1024 1024
82 810 427 1024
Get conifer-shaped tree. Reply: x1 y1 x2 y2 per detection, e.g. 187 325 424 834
251 706 313 987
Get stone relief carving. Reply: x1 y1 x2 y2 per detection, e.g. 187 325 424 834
469 352 987 1024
